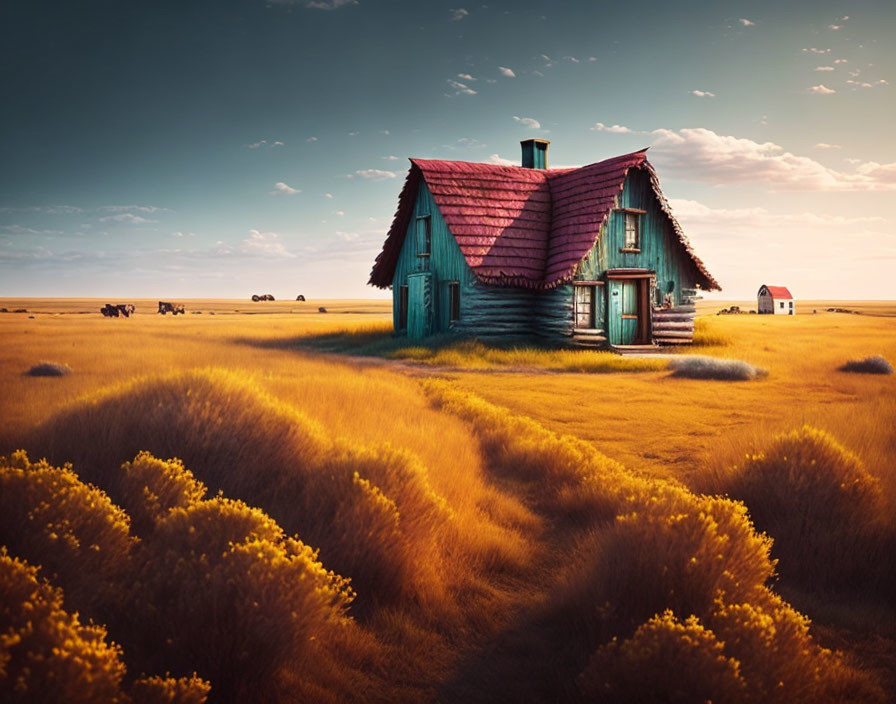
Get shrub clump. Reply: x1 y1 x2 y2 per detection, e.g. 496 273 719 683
132 496 354 703
838 355 893 375
668 355 767 381
0 550 127 703
578 610 746 702
118 451 207 536
25 362 72 377
26 369 451 613
0 451 135 621
716 426 889 594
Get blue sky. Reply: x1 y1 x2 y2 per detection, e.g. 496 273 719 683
1 0 894 299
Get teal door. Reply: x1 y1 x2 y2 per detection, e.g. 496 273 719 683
407 273 432 339
620 280 638 344
607 278 642 345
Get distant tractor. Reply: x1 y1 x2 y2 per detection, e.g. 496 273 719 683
757 285 794 315
100 303 136 318
158 301 185 315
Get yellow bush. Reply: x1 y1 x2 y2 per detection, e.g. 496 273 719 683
708 590 885 703
130 674 211 704
718 426 890 595
578 610 746 702
118 452 207 536
132 496 354 703
25 370 452 612
0 550 127 704
0 451 135 621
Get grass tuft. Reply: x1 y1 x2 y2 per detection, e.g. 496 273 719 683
838 355 893 375
26 361 72 376
669 355 766 381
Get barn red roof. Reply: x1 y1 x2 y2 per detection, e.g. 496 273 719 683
369 150 720 291
762 285 793 299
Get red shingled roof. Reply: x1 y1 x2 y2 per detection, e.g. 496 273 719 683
369 150 720 291
762 285 793 299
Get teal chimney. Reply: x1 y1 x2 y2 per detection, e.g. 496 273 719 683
520 138 550 169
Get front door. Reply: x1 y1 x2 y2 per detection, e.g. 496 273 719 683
407 273 432 339
608 277 649 345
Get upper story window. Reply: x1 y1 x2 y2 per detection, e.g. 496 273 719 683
416 215 431 257
448 282 461 322
624 212 640 249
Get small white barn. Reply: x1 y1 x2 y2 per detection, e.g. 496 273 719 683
758 285 794 315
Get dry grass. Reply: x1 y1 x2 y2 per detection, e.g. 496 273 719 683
1 297 895 701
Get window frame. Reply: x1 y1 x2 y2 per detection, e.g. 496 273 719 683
416 215 431 257
574 281 601 330
447 281 460 322
617 208 645 253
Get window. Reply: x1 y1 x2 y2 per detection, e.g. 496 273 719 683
448 282 460 322
575 284 595 328
624 212 640 249
416 215 431 256
399 285 408 329
779 301 785 309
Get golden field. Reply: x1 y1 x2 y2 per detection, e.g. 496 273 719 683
0 297 894 703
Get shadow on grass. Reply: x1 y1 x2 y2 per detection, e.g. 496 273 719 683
235 327 670 374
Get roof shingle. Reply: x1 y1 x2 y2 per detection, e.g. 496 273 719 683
369 150 720 291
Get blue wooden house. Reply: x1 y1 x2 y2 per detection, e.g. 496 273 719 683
369 140 719 347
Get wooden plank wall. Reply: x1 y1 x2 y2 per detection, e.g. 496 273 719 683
392 183 472 336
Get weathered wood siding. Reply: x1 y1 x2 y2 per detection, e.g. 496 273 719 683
573 168 700 344
392 183 472 336
391 169 704 344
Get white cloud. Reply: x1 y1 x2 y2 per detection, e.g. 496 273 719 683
828 24 841 30
457 73 476 81
348 131 360 136
649 127 896 191
381 155 400 160
563 56 580 63
335 210 345 216
809 84 836 94
814 142 841 150
246 140 284 149
379 129 390 135
815 66 835 71
98 205 168 214
802 47 830 54
669 199 884 229
498 66 516 77
690 89 716 98
449 8 468 21
739 18 755 26
486 154 515 166
513 115 541 129
302 0 358 9
271 182 301 195
833 58 848 64
325 193 334 198
447 79 477 95
242 229 295 258
306 136 318 142
336 231 360 241
588 56 597 62
590 122 633 133
846 79 887 89
351 169 397 180
98 213 157 224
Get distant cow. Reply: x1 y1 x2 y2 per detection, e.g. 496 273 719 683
296 295 306 301
251 294 275 301
101 303 136 318
158 301 185 315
